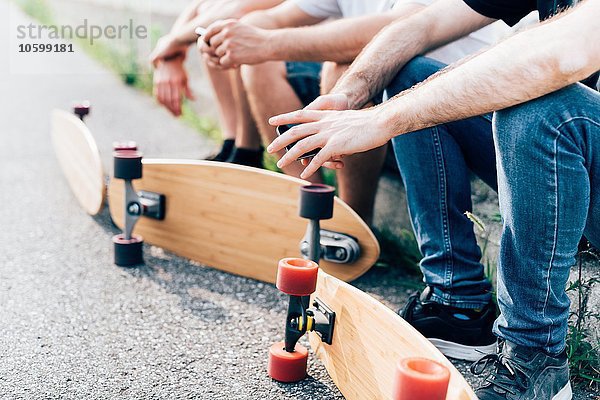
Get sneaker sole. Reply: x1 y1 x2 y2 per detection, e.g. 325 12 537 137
553 382 572 400
428 338 496 362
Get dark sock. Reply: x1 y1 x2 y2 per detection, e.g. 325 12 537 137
206 139 235 162
226 146 264 169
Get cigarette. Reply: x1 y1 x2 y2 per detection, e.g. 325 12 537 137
195 27 207 37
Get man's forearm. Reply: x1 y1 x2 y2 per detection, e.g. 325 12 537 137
333 0 494 109
164 0 204 47
239 0 283 15
171 0 203 34
376 0 600 140
170 0 284 46
240 9 283 29
268 7 421 63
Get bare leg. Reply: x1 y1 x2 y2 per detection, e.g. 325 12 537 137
241 61 322 182
321 62 387 224
203 60 237 140
231 69 262 150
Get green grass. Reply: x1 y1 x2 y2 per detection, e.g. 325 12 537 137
13 0 53 25
374 226 421 273
79 36 155 92
180 100 221 142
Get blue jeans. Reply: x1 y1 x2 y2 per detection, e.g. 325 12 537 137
494 84 600 354
286 61 385 106
386 57 497 310
386 56 600 354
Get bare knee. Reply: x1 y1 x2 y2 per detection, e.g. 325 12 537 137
241 62 287 93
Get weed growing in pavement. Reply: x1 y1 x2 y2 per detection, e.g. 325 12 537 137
566 247 600 390
465 211 498 288
374 226 421 274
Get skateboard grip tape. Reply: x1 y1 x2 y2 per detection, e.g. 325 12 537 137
393 358 450 400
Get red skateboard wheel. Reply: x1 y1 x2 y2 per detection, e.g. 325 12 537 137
393 358 450 400
267 341 308 383
73 101 91 120
276 258 319 296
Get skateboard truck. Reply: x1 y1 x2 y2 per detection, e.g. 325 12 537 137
300 230 360 264
73 101 91 121
268 258 335 383
268 185 339 383
284 185 337 348
284 296 335 351
298 185 360 264
112 143 165 266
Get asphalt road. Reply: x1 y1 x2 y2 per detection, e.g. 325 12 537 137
0 2 596 399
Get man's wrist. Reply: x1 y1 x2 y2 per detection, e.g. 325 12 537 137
373 102 399 142
332 77 371 110
265 29 284 61
335 88 367 110
162 51 187 63
157 53 186 67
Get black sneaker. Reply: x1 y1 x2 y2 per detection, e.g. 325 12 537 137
578 236 599 256
205 139 235 162
226 146 264 169
399 286 496 361
471 340 572 400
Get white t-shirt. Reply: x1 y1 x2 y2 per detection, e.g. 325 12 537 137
293 0 397 18
398 0 512 64
294 0 513 65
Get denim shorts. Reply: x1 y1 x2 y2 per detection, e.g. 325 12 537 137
286 61 322 107
285 61 384 106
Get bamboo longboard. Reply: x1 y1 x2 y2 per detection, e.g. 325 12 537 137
51 110 105 215
108 161 379 283
51 108 380 283
309 270 477 400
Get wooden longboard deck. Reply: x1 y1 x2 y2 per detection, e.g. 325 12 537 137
309 271 476 400
51 110 105 215
109 161 380 283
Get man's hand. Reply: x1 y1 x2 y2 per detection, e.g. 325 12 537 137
267 107 391 179
150 35 188 68
152 58 195 117
198 19 272 68
304 93 350 111
292 94 350 166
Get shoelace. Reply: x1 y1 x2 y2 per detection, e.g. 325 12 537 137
470 352 531 395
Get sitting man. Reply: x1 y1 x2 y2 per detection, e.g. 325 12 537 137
199 0 509 223
150 0 282 164
269 0 599 398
